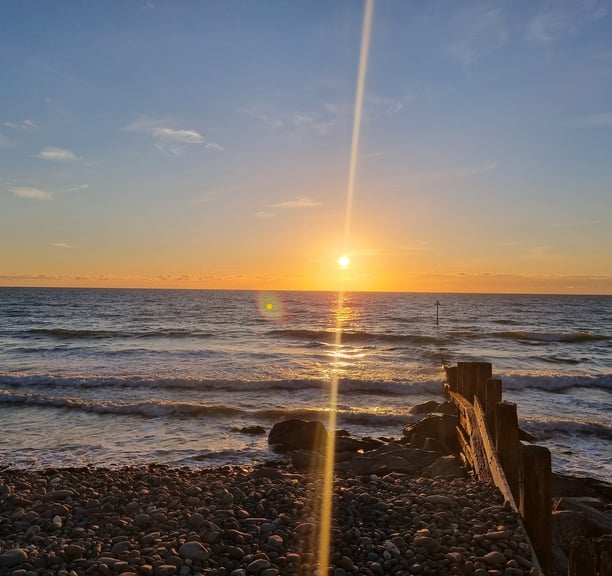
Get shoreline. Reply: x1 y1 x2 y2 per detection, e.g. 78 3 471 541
1 463 540 576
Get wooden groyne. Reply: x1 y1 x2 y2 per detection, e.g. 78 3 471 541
444 362 551 576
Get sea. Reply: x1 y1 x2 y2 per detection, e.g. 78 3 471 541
0 288 610 482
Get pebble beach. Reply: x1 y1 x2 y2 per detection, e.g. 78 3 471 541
0 464 540 576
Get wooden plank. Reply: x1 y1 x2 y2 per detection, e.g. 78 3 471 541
474 398 518 509
495 401 521 503
521 444 552 576
569 537 596 576
456 426 474 468
474 398 545 576
485 378 502 440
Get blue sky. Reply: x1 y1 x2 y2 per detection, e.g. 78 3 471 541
1 1 611 293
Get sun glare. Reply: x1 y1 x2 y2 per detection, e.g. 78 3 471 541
337 255 351 269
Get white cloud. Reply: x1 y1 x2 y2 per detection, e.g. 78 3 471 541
51 242 71 249
4 119 36 129
10 186 52 200
123 115 223 156
269 196 322 209
36 147 79 162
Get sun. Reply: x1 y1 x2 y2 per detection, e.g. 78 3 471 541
337 255 351 269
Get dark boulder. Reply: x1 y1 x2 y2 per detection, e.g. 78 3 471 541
268 419 328 453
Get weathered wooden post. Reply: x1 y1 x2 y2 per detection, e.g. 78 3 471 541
596 537 612 576
457 361 491 403
569 537 596 576
446 366 458 393
473 362 492 406
495 401 520 502
485 378 502 441
520 444 552 576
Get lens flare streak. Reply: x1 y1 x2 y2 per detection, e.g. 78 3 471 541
318 0 375 572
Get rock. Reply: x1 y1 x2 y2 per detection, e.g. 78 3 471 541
335 436 370 453
423 437 448 452
403 414 458 449
407 401 440 415
290 449 324 471
554 497 612 536
268 419 328 452
413 536 441 553
0 549 28 567
154 566 177 576
422 455 464 479
246 558 271 573
552 510 588 549
179 541 209 562
424 494 455 507
238 426 266 435
65 544 86 559
483 551 506 566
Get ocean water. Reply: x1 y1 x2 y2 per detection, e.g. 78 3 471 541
0 288 610 482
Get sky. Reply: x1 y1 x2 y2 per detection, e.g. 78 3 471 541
1 0 611 294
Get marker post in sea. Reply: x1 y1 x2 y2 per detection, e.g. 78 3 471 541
436 300 441 325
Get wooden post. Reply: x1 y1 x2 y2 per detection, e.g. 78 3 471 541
569 537 596 576
457 362 472 400
446 366 458 393
495 401 520 503
473 362 492 405
457 362 491 402
520 444 552 576
485 378 502 441
596 537 612 576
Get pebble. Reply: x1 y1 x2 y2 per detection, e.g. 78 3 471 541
0 465 539 576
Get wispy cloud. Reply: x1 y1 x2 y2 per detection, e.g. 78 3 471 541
449 4 508 66
240 107 335 136
519 245 568 261
574 112 612 127
10 186 52 200
269 196 322 209
254 211 275 219
123 115 223 156
411 162 497 182
401 241 433 253
66 184 90 193
4 119 36 130
35 147 79 162
528 2 609 45
51 242 71 249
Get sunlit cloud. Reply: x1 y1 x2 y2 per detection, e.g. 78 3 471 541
269 196 322 209
35 147 79 162
51 242 72 249
9 186 52 200
123 115 223 156
519 245 568 261
254 211 275 219
401 241 433 253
